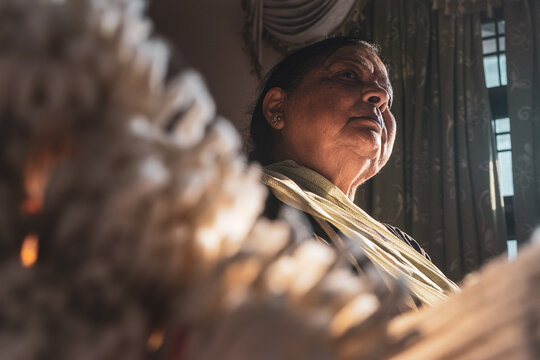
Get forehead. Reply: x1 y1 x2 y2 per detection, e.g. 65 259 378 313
322 45 387 74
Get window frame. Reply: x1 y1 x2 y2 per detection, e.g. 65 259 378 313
481 9 517 247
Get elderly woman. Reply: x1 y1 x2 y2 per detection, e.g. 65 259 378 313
249 37 459 308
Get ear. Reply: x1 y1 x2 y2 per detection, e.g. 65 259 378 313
262 87 285 130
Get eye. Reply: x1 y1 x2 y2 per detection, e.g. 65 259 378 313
337 70 358 80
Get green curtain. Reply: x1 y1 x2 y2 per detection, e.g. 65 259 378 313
504 0 540 244
354 0 507 281
242 0 510 281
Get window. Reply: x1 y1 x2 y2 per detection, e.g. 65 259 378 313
481 18 507 88
492 117 513 197
507 239 518 261
481 10 517 258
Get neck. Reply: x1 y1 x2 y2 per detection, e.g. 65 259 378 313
272 144 374 201
297 157 372 201
325 168 363 201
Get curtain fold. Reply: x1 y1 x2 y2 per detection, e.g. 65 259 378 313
429 0 519 16
504 0 540 243
242 0 509 281
242 0 359 77
354 0 507 281
242 0 521 76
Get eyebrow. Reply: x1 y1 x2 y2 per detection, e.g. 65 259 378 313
326 57 393 94
325 56 373 72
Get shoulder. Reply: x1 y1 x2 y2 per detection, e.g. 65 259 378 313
383 223 431 261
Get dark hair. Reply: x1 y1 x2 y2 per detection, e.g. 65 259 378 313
247 36 380 165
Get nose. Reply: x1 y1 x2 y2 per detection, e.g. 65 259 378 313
362 88 389 113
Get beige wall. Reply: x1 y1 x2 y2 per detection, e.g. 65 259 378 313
148 0 280 133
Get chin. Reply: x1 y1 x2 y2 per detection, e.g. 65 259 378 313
351 142 381 159
349 132 382 151
348 150 384 174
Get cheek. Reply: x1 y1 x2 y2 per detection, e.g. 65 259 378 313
283 82 354 152
286 93 340 135
298 93 335 121
384 112 397 143
379 112 397 164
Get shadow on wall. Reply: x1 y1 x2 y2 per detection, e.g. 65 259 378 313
148 0 281 132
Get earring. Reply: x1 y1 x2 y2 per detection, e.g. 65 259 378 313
272 114 281 126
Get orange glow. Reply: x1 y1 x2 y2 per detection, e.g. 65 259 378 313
21 197 43 215
23 157 50 215
22 141 72 216
146 329 165 352
20 234 39 267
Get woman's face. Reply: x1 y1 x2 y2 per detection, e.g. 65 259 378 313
268 45 396 196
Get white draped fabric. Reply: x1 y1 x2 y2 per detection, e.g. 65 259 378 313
263 0 356 44
242 0 522 76
243 0 356 76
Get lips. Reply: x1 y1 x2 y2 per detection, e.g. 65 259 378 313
349 115 382 127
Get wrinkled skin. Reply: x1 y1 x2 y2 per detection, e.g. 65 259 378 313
263 45 396 200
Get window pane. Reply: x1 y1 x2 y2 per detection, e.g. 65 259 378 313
495 117 510 133
482 38 497 54
498 20 505 35
499 36 505 51
498 151 514 197
500 53 507 86
482 22 496 37
484 55 500 87
507 239 517 261
497 133 512 150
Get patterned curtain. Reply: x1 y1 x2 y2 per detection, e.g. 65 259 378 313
429 0 519 15
353 0 507 281
242 0 510 281
504 0 540 243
